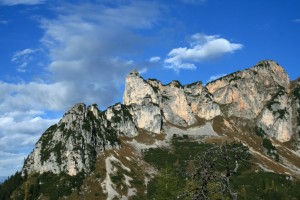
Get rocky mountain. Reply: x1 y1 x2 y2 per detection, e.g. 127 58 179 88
2 60 300 200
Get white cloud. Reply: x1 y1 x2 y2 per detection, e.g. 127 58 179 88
0 0 45 6
0 1 163 176
11 49 36 61
0 151 27 176
0 116 58 149
0 81 78 112
206 73 227 84
0 110 58 176
138 68 148 74
164 33 243 72
39 1 161 108
0 80 70 175
149 56 161 63
11 48 38 72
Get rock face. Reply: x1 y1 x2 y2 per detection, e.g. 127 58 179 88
206 60 289 119
124 72 197 126
23 104 117 176
291 79 300 140
105 103 138 137
22 60 300 177
130 101 162 134
123 70 159 105
256 88 293 142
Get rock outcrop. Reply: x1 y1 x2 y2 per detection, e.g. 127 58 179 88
291 79 300 140
23 104 117 176
123 70 159 105
123 71 196 126
256 88 293 142
130 101 162 134
206 60 289 119
22 60 300 178
105 103 138 137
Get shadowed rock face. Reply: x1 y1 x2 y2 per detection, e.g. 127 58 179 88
291 78 300 140
256 89 293 142
22 60 300 176
23 103 111 176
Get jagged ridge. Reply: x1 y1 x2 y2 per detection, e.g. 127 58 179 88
23 60 299 176
18 60 300 199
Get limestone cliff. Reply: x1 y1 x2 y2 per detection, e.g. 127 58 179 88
22 60 300 179
206 60 289 119
124 72 196 126
23 103 118 176
291 78 300 141
256 88 293 142
105 103 138 137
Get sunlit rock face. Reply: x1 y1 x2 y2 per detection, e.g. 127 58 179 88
130 101 162 134
123 70 196 127
158 81 196 126
123 70 159 105
206 60 289 120
22 60 300 177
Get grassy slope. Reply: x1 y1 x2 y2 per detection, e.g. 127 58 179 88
140 136 300 200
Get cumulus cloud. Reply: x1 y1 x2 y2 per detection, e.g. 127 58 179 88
0 80 64 174
0 115 58 150
164 33 243 72
0 110 58 175
0 0 45 6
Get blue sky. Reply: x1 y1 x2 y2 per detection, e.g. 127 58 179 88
0 0 299 177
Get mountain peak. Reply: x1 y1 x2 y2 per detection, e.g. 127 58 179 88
255 60 287 75
66 103 86 114
129 69 140 76
256 59 278 66
12 60 300 200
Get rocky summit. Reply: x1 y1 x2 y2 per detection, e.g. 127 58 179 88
2 60 300 200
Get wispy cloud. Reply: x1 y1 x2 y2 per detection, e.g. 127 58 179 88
0 20 8 24
180 0 206 5
138 68 148 74
293 19 300 23
149 56 161 63
206 73 227 84
39 1 162 107
11 48 38 72
0 0 45 6
0 1 164 176
164 33 243 72
0 151 28 176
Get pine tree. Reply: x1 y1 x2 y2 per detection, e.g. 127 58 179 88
154 166 181 200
